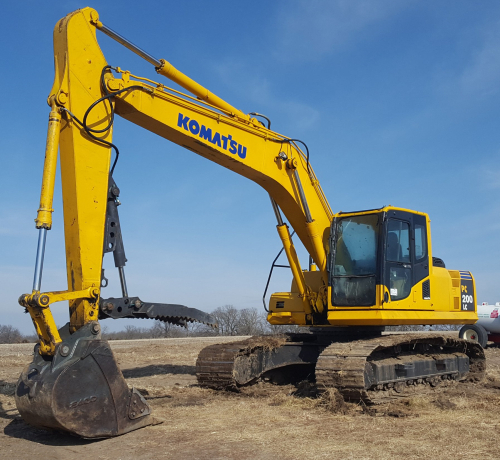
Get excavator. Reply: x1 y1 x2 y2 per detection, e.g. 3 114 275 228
16 7 485 438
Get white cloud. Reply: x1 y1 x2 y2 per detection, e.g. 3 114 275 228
478 162 500 190
433 18 500 103
459 21 500 98
275 0 405 62
211 59 320 132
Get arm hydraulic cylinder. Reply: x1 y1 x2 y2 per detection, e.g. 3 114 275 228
276 224 312 314
35 105 61 230
90 11 249 121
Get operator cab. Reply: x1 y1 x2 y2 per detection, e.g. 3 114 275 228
329 206 430 307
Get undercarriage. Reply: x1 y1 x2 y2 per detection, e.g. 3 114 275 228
196 331 485 404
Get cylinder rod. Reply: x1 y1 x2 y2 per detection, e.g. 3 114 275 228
293 170 313 223
96 23 162 67
118 266 129 298
33 228 47 292
269 195 284 226
94 18 247 119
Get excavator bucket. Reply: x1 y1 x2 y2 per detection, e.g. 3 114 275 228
15 321 152 438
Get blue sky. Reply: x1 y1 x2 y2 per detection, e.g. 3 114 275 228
1 1 499 333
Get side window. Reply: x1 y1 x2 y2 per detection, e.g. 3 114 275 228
415 223 427 261
386 220 410 263
387 219 411 300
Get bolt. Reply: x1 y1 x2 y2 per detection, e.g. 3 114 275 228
91 323 101 335
140 408 145 413
134 299 142 309
107 79 121 92
286 158 298 170
60 345 70 357
57 92 68 105
131 412 136 417
39 295 50 306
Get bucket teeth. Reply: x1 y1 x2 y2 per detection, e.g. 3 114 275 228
15 322 152 438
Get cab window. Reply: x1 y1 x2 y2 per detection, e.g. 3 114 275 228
386 220 410 263
386 219 411 301
415 223 427 261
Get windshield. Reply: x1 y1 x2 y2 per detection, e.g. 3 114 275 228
333 214 379 276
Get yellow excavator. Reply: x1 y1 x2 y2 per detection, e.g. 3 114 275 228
16 7 485 438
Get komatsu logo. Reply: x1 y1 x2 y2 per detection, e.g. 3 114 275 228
177 113 247 159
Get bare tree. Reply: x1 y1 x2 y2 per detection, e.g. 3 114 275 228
186 321 217 337
150 321 187 338
0 325 23 344
211 305 240 336
150 321 167 338
237 308 266 335
123 325 142 340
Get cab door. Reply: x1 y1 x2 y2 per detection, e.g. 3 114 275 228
384 210 429 303
385 214 412 301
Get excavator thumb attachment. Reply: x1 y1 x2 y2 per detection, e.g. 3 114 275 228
99 296 217 327
15 321 152 438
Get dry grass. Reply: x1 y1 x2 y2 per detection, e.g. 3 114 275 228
1 338 500 459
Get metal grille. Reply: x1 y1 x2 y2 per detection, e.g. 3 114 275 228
422 280 431 300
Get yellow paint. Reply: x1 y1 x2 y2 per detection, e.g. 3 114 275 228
22 8 478 355
35 105 61 229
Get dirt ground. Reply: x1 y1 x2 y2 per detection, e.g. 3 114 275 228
1 334 500 460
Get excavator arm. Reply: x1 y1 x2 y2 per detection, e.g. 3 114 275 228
21 7 333 350
15 7 333 438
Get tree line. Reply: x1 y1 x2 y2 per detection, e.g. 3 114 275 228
0 306 299 343
0 305 459 344
102 305 300 340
